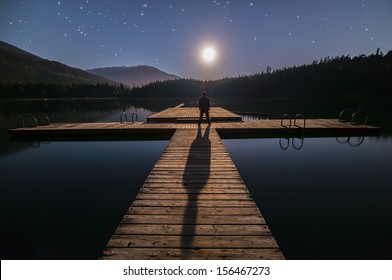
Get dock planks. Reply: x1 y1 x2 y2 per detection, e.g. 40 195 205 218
8 118 381 139
147 107 242 122
101 127 284 259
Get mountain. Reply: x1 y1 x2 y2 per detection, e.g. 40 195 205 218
0 41 116 85
86 65 179 87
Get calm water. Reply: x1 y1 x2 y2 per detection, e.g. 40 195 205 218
0 99 169 259
223 137 392 259
1 98 391 259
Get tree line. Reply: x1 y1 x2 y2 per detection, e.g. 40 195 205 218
128 49 392 99
1 49 391 99
0 82 128 99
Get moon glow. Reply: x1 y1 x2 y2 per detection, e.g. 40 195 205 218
201 46 217 63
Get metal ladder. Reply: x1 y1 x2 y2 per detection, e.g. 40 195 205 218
279 113 306 150
120 112 139 123
338 108 368 125
21 114 50 127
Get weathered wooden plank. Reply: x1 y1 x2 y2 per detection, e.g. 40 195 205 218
152 164 237 169
107 235 278 248
120 215 265 225
148 169 241 175
146 175 243 180
113 224 271 235
139 187 249 194
144 179 245 184
141 183 248 189
131 199 256 207
135 193 252 200
127 206 260 216
101 248 284 260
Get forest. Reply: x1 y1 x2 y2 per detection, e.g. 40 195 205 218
128 49 392 99
0 82 127 99
1 49 391 100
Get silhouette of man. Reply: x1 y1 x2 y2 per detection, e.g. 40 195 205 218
198 91 211 125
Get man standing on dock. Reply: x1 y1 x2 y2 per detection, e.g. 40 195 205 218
198 91 211 125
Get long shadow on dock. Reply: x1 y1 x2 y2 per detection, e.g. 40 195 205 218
181 126 211 258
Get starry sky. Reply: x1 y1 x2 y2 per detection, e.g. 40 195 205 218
1 0 391 80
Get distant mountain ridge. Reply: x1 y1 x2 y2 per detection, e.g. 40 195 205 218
0 40 116 85
86 65 179 87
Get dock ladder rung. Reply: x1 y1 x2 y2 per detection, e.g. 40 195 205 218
121 112 139 123
36 114 50 126
21 114 50 127
131 112 139 123
338 108 354 122
120 112 128 123
21 114 37 127
351 110 368 125
294 114 306 129
281 114 292 128
338 108 368 125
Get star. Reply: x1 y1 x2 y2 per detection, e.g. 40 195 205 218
1 0 390 81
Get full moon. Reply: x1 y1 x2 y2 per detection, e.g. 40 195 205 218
201 46 217 63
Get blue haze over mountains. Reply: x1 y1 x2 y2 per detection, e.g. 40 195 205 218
0 40 179 87
86 66 179 87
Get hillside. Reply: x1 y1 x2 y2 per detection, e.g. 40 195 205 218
86 66 179 87
0 41 116 85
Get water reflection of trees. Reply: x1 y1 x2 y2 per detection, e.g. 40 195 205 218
0 99 178 123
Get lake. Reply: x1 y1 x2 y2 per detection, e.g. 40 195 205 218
1 98 391 259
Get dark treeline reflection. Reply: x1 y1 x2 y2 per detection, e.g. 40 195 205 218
0 99 171 123
2 97 389 124
2 96 392 133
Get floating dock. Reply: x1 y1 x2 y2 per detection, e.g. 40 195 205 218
8 107 381 140
147 106 242 123
8 106 381 259
102 127 283 259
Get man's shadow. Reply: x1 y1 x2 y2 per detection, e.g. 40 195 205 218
181 126 211 258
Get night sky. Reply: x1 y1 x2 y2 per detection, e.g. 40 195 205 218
1 0 391 80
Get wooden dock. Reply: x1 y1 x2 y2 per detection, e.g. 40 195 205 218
7 106 381 259
101 127 283 259
8 107 381 140
147 107 242 122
